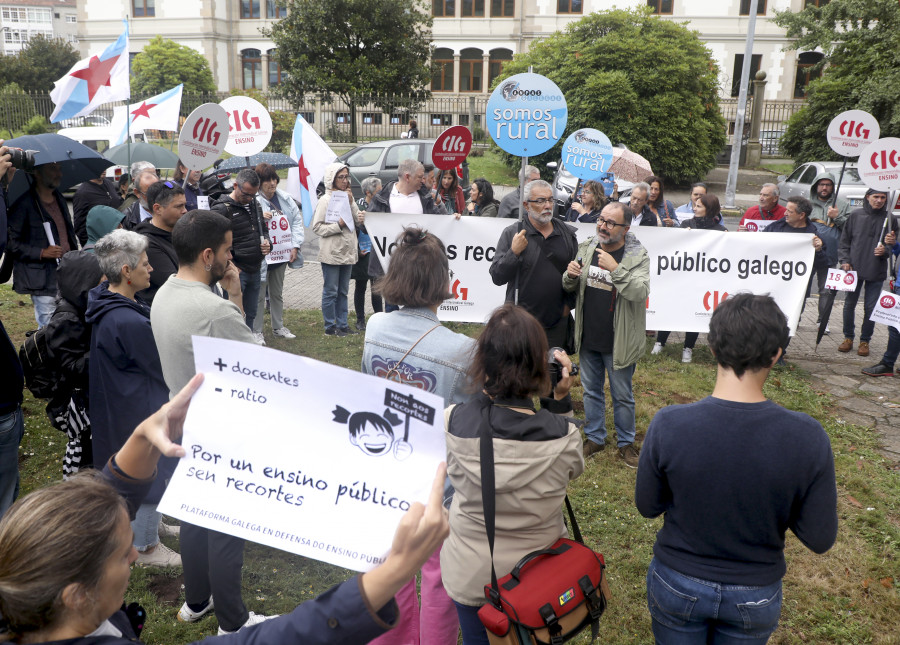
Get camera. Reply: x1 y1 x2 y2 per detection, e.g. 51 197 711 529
8 148 38 172
548 347 579 383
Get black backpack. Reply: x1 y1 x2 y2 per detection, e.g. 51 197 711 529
19 327 58 399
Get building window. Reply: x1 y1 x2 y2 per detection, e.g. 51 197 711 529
803 0 828 6
794 51 823 98
491 0 514 17
362 113 383 125
459 48 483 92
488 48 512 87
459 114 482 127
431 114 452 126
299 111 314 124
267 0 286 18
66 14 77 23
462 0 484 17
242 49 262 89
267 49 282 86
557 0 582 13
433 0 455 17
132 0 155 17
390 111 406 125
241 0 261 18
647 0 673 14
335 113 350 124
739 0 766 15
431 48 454 92
731 53 761 97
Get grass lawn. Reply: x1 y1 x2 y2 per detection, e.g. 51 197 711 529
2 283 898 644
760 161 796 176
467 148 519 187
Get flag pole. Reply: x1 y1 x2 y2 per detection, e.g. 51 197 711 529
125 15 132 175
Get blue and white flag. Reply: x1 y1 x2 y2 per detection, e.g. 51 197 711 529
50 22 130 123
285 115 337 226
109 84 184 145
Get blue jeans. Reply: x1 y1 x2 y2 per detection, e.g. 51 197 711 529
453 601 490 645
882 281 900 367
647 559 783 645
32 294 56 329
321 263 352 330
239 270 261 330
842 279 883 342
579 349 636 447
0 405 25 519
132 502 162 551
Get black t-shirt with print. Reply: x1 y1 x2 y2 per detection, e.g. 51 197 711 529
581 245 625 354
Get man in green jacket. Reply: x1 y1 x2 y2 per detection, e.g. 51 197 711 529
563 201 650 468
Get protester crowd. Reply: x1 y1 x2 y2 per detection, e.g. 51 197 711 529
11 134 897 644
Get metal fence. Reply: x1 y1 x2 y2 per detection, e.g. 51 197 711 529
1 91 800 154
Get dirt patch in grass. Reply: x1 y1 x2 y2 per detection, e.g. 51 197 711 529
146 573 184 605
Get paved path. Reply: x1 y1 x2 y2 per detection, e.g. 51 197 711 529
283 236 899 462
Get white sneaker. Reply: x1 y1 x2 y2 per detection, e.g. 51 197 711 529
177 596 214 622
159 520 180 538
136 542 182 568
251 332 266 346
217 611 279 635
682 348 693 364
824 325 830 335
651 342 663 355
272 327 296 339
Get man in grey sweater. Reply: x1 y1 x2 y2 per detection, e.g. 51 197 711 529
151 210 274 635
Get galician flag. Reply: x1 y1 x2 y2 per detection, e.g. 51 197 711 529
109 84 184 146
50 22 130 123
285 114 337 226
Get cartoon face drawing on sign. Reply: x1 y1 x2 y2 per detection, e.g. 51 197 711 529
332 406 410 459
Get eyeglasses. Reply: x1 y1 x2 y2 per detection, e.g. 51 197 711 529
597 217 626 228
236 184 258 198
526 198 553 206
335 174 350 181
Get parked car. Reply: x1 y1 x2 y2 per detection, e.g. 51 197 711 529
777 161 900 216
338 138 470 200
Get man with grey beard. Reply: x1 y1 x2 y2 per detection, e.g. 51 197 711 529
489 179 578 351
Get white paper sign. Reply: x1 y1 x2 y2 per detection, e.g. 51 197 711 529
366 216 813 332
196 195 210 211
157 337 446 572
870 290 900 332
741 219 775 232
265 213 293 264
325 192 354 232
825 268 859 292
43 222 60 265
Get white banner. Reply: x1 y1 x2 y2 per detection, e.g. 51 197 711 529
365 216 813 332
870 290 900 332
265 213 293 265
157 337 446 572
824 268 859 292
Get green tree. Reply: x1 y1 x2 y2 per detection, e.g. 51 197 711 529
774 0 900 164
16 35 79 93
131 36 216 96
491 8 725 185
264 0 433 141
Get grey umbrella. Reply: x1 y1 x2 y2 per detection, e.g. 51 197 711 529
103 142 180 169
217 152 296 172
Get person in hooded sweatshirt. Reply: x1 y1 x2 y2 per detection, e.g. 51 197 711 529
86 229 181 569
837 188 899 357
134 181 188 305
83 205 125 253
41 250 103 476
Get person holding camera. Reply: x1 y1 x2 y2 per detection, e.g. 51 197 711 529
6 160 77 328
563 201 650 468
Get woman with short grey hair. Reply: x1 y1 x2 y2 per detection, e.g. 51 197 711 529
86 230 181 568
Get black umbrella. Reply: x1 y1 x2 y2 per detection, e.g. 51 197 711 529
815 288 838 350
5 133 113 203
217 152 296 172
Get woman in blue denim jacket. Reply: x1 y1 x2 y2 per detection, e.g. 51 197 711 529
362 226 475 645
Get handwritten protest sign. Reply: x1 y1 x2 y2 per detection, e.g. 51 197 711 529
325 191 354 231
367 216 812 331
870 290 900 332
157 337 445 572
265 212 293 264
825 268 858 292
